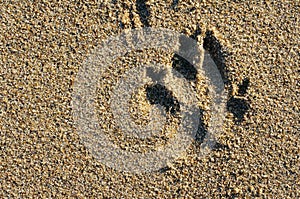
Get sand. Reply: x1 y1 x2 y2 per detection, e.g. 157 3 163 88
0 0 299 198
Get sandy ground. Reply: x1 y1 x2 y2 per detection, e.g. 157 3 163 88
0 0 299 198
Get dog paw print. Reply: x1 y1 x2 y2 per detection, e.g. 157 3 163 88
121 1 251 125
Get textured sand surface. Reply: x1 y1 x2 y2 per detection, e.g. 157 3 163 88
0 0 299 198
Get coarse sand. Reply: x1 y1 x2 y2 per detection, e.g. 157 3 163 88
0 0 299 198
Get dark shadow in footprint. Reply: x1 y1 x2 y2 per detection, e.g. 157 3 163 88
145 67 180 115
194 109 208 143
136 0 150 27
171 27 202 81
158 166 172 173
227 97 249 122
203 30 231 84
227 78 250 122
238 77 250 95
146 84 180 115
213 142 230 151
172 54 197 81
